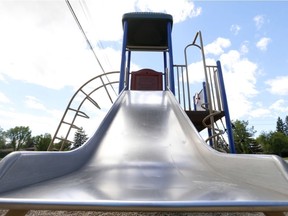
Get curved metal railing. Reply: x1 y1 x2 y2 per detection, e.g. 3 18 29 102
48 71 120 151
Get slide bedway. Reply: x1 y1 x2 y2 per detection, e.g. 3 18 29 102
0 12 288 216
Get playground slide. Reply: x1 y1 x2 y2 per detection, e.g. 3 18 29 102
1 90 288 212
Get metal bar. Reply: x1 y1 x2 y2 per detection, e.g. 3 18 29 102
99 75 113 104
68 108 90 118
163 52 167 90
192 31 199 45
185 64 191 111
213 67 222 110
62 81 119 149
55 136 73 143
202 81 213 147
80 89 100 109
216 61 236 153
208 66 217 111
184 43 191 110
126 51 131 90
62 121 78 126
48 72 119 151
167 22 175 94
198 31 216 147
119 21 128 93
175 66 181 104
181 66 186 110
193 94 196 110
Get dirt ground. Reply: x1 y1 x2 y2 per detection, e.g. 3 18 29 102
1 210 285 216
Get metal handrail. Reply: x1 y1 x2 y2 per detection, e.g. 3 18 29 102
48 71 120 151
173 31 233 151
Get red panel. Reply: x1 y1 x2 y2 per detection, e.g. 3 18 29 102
131 69 163 90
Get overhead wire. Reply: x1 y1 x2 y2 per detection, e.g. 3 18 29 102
78 0 113 71
66 0 105 73
65 0 117 96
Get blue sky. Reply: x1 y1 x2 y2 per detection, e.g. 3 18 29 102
0 0 287 139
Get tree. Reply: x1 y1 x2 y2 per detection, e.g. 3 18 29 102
72 127 88 149
232 120 257 154
0 127 6 149
5 126 31 151
256 132 272 154
284 116 288 136
249 139 263 154
32 133 52 151
276 117 285 134
269 132 288 156
53 139 72 151
256 131 288 156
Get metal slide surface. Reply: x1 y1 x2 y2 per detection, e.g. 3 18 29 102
1 91 288 212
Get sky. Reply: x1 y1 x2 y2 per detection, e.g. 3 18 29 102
0 0 288 140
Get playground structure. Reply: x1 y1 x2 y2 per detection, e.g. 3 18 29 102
48 15 234 154
0 12 288 216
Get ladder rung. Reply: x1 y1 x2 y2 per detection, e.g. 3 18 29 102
67 108 90 119
55 137 74 143
80 89 101 109
62 121 81 130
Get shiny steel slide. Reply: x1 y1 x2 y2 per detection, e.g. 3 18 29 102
1 90 288 212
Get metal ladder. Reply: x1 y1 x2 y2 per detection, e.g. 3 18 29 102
47 71 119 151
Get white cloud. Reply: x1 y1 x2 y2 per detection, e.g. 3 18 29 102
249 108 270 118
135 0 202 22
254 15 265 30
25 96 46 111
0 2 127 90
219 50 258 119
0 74 4 81
187 58 216 84
266 76 288 95
0 92 11 104
240 41 249 54
204 38 231 56
230 24 241 35
75 0 201 42
0 1 202 136
269 99 288 112
186 48 259 120
0 108 60 136
256 37 271 51
0 0 200 91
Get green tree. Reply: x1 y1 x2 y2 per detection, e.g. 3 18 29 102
5 126 31 151
276 117 285 134
32 133 52 151
72 127 88 149
256 132 272 154
284 116 288 136
0 127 6 149
256 131 288 156
54 139 72 151
269 132 288 156
249 139 263 154
232 120 257 154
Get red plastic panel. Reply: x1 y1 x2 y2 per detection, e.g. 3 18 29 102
131 69 163 90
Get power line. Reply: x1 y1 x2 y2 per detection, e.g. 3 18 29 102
65 0 117 96
65 0 106 74
78 0 113 70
